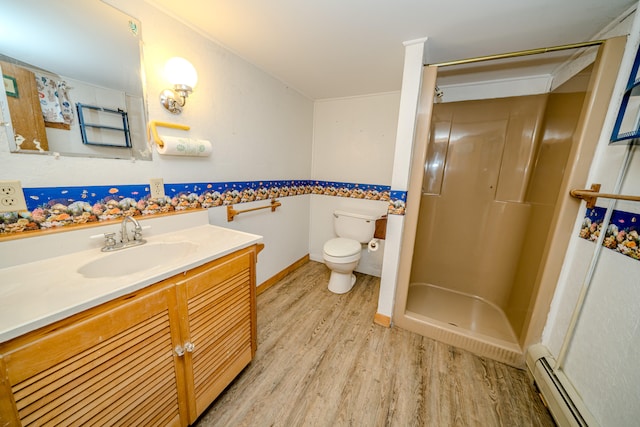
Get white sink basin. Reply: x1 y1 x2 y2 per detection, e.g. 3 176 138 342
78 241 198 278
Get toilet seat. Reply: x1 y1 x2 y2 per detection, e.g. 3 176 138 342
323 238 361 263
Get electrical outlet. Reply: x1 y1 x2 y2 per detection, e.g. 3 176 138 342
0 180 28 212
149 178 165 199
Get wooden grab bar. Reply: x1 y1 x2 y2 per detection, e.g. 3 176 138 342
570 183 640 208
148 120 190 148
227 199 281 222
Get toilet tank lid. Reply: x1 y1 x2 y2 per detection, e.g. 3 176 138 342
333 210 379 221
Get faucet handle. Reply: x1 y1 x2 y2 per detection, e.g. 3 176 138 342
135 225 151 241
104 232 117 248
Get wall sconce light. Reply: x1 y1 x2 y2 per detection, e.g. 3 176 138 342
159 57 198 114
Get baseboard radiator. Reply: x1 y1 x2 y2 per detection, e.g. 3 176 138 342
526 344 597 427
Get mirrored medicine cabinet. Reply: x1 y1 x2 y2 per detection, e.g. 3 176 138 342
0 0 151 161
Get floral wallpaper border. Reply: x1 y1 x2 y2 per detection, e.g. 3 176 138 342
579 206 639 261
0 180 407 235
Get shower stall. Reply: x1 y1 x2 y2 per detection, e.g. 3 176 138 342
392 37 626 366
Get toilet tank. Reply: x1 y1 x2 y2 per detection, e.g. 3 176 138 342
333 210 378 243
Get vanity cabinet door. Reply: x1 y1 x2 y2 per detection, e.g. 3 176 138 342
0 284 188 427
176 246 257 423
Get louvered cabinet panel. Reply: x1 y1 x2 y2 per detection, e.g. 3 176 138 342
0 285 187 427
177 247 257 423
0 245 260 427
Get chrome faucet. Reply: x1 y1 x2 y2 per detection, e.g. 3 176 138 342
121 215 142 244
101 215 146 252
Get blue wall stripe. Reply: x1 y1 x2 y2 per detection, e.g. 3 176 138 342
0 180 403 235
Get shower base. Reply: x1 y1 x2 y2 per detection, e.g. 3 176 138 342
405 283 523 366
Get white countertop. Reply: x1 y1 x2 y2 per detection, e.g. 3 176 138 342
0 220 262 343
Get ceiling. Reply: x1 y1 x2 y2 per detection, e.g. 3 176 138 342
145 0 637 100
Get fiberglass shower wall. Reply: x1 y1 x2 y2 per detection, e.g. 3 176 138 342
408 67 592 341
411 95 546 305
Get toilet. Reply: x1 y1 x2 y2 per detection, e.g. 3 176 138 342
323 210 378 294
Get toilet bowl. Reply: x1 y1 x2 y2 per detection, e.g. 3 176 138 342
323 237 362 294
323 210 379 294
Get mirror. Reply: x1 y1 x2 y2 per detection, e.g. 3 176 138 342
611 44 640 144
0 0 151 160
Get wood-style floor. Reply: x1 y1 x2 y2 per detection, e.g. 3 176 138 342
195 261 554 427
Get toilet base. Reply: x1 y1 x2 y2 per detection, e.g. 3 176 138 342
328 271 356 294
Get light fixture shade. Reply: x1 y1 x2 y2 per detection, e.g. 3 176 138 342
164 57 198 89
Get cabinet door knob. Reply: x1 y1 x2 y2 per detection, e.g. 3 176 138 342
184 342 195 353
175 345 185 356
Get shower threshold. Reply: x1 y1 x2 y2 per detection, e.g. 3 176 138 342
405 283 522 365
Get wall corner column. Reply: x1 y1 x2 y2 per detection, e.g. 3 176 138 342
376 37 428 321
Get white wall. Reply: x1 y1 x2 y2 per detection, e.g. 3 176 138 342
378 39 428 318
0 0 313 285
309 92 400 276
541 7 640 425
209 196 311 285
544 145 640 426
1 0 313 184
312 93 399 183
1 1 400 287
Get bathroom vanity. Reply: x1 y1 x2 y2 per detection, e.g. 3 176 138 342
0 211 262 426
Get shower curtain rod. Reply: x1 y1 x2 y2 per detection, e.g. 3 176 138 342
428 40 604 68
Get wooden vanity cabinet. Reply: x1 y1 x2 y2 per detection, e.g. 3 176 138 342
0 245 259 426
176 246 257 423
0 283 186 426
